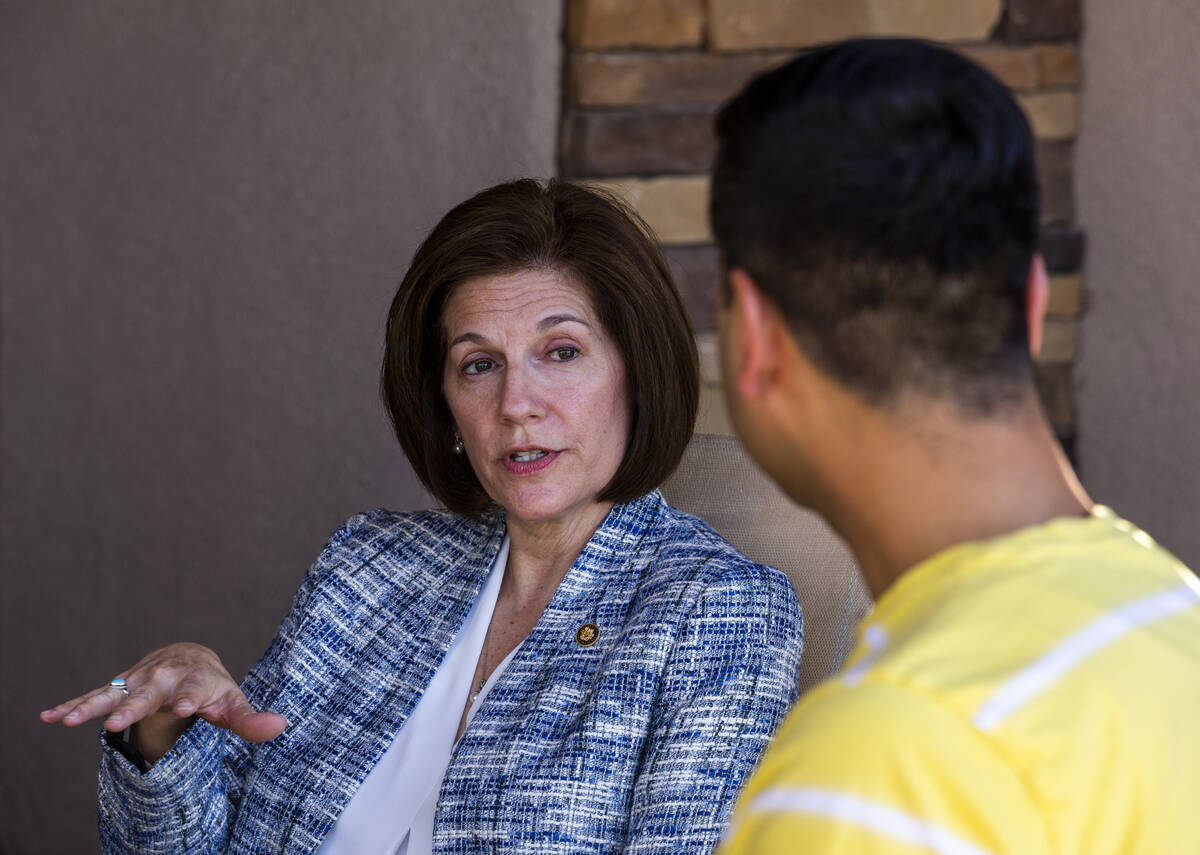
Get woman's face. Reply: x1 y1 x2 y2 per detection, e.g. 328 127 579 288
442 269 631 528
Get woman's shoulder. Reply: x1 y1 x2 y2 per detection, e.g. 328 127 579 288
316 507 501 564
624 497 803 660
650 498 776 576
642 496 798 609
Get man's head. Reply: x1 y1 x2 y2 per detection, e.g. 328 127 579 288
711 38 1043 418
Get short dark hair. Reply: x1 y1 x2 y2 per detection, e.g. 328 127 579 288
711 38 1041 412
382 179 698 515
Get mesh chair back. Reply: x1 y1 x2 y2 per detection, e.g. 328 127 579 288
662 433 873 693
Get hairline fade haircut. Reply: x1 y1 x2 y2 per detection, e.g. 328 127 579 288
710 38 1042 414
382 178 699 516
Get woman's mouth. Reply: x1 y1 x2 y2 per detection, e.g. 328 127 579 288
503 449 560 475
511 450 547 462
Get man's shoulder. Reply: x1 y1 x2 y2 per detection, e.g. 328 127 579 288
724 677 1052 855
757 677 963 775
860 515 1200 718
722 515 1200 855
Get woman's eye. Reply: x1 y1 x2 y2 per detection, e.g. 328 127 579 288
550 347 579 362
463 358 495 375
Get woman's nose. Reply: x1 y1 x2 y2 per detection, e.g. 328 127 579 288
498 365 545 423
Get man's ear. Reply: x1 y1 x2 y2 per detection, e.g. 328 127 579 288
1026 254 1049 357
726 268 782 400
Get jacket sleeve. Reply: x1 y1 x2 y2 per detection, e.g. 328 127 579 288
96 515 367 854
622 562 804 855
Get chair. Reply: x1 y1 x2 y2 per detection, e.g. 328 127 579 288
662 433 873 693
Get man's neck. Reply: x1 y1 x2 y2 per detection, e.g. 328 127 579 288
804 394 1092 599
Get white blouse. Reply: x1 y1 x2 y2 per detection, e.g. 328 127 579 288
316 535 515 855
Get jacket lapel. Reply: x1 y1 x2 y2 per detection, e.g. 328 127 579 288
279 510 507 854
435 492 668 849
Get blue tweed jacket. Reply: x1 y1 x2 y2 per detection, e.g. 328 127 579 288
97 491 803 854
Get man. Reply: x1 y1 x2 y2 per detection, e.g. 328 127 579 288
711 38 1200 855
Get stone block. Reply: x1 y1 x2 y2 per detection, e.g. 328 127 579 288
693 332 734 434
709 0 1001 50
1055 429 1077 467
697 384 735 436
868 0 1003 43
696 331 722 386
709 0 868 50
562 108 716 177
571 52 790 107
1046 275 1083 318
1037 140 1074 224
957 46 1038 91
1038 318 1077 363
1000 0 1081 42
590 175 712 244
1040 226 1085 273
1035 43 1081 88
1034 362 1074 429
665 244 721 331
1019 91 1077 141
569 0 704 49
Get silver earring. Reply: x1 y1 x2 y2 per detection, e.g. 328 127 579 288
453 432 464 455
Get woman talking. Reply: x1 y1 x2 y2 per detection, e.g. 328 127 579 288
43 179 803 855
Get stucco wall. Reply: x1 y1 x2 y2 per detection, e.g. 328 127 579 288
0 2 561 851
1076 1 1200 567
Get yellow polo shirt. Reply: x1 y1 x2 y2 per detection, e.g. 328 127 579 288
722 507 1200 855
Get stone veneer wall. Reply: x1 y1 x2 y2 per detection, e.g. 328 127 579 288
561 0 1085 448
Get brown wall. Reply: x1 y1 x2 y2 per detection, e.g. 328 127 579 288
1076 0 1200 567
0 2 561 852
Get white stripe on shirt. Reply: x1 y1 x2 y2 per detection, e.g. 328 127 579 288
843 624 889 687
974 580 1200 732
739 787 998 855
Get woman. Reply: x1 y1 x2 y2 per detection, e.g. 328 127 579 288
43 180 804 854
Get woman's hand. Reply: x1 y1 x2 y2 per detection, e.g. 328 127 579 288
40 642 287 763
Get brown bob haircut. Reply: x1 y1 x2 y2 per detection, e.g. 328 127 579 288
381 178 699 516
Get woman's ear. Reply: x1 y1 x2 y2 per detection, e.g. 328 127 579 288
1026 254 1050 357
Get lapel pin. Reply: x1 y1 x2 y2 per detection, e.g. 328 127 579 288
575 623 600 647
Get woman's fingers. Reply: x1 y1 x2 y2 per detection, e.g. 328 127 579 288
40 687 102 722
43 679 166 732
40 684 123 726
102 681 165 732
41 643 286 742
229 710 288 743
42 643 232 730
170 673 211 717
204 689 287 743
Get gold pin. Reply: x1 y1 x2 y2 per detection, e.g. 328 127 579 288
575 623 600 647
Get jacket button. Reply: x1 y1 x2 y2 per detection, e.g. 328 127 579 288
575 623 599 646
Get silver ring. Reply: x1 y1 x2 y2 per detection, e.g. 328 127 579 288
109 677 129 696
